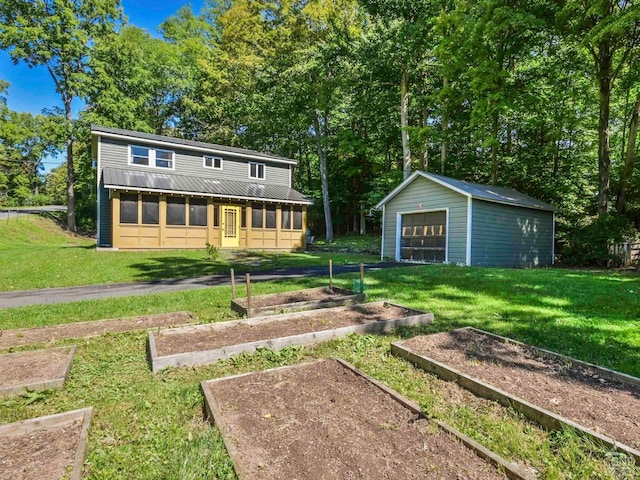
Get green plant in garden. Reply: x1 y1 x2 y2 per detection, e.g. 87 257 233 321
205 242 221 261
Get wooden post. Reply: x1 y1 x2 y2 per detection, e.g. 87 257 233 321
329 259 333 291
246 273 252 312
230 269 236 299
359 263 364 294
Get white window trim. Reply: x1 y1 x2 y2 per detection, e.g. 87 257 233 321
395 208 449 263
249 162 266 180
203 155 223 170
128 144 175 170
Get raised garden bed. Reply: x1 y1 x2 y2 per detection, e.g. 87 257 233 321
0 407 92 480
0 346 76 398
148 302 433 372
231 286 365 317
201 358 533 479
0 311 195 349
392 327 640 464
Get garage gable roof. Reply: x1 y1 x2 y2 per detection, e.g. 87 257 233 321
375 171 556 212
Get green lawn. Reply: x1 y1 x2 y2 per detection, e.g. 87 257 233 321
0 265 638 479
0 216 379 290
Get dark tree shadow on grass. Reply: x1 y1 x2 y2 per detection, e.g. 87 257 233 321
368 265 640 377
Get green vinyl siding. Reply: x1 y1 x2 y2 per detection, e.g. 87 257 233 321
471 200 554 267
382 176 468 264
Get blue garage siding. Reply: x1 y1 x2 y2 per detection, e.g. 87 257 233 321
470 200 554 267
383 177 468 264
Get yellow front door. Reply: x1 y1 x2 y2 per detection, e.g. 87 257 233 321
221 206 241 248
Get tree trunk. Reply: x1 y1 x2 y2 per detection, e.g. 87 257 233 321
400 70 411 179
441 76 448 175
596 47 613 216
314 111 333 243
491 110 499 185
617 91 640 214
65 97 76 231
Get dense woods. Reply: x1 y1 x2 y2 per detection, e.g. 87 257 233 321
1 0 640 263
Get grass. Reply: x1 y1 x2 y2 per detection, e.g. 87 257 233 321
1 217 638 478
0 216 379 290
1 265 639 479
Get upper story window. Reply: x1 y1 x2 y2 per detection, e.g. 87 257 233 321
129 145 174 169
249 162 265 180
204 155 222 169
130 146 150 166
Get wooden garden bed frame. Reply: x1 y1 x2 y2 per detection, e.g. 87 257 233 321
148 302 433 372
201 358 535 480
230 286 365 317
391 327 640 464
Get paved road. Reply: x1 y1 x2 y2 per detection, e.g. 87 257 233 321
0 262 415 309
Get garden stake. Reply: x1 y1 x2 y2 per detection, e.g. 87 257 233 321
329 259 333 291
246 273 252 312
360 263 364 294
230 269 236 299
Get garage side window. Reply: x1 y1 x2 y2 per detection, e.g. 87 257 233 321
120 193 138 224
142 195 160 225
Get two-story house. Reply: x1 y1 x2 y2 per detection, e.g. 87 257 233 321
92 126 312 250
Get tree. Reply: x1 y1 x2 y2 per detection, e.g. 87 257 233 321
0 0 122 230
557 0 640 215
360 0 437 179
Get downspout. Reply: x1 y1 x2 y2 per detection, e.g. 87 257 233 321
465 197 472 266
552 212 556 265
381 204 385 260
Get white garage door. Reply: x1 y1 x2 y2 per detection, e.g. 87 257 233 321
400 211 447 262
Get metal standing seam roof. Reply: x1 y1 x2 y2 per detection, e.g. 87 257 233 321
91 125 297 165
375 171 556 212
102 167 313 205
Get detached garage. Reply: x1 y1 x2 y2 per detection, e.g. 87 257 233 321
375 172 556 267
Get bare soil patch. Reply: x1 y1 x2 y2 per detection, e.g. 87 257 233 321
231 286 364 316
0 408 92 480
0 346 75 397
0 311 194 349
202 359 514 479
399 329 640 451
156 303 416 357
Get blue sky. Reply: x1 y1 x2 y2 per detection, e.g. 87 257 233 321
1 1 205 169
1 0 206 116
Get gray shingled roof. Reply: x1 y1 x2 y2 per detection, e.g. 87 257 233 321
102 167 313 205
92 125 297 165
376 171 555 211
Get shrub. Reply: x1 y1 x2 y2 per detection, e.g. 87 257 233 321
25 193 54 206
558 215 637 267
205 242 220 261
